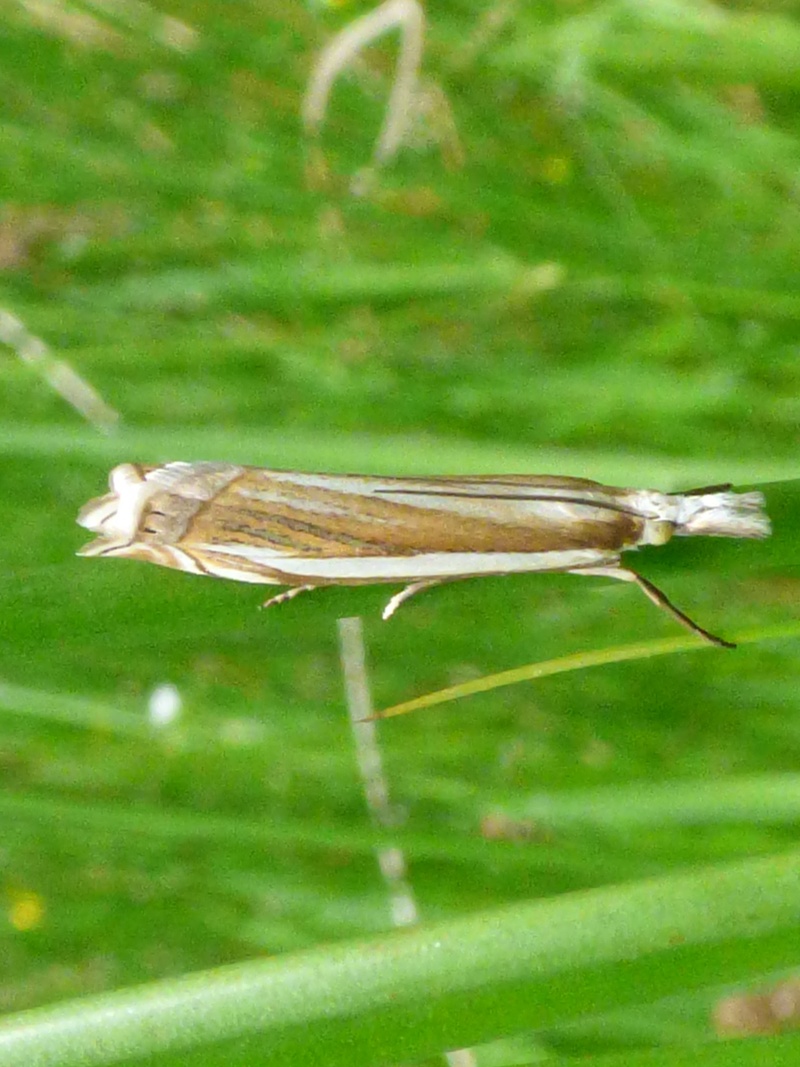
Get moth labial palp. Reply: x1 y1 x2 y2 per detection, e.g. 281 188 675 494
76 462 771 647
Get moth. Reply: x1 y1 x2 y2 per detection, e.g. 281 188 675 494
77 463 770 648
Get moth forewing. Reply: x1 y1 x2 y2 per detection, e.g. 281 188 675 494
77 462 770 647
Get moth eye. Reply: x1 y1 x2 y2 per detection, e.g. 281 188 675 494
649 520 674 546
141 512 163 534
110 463 145 495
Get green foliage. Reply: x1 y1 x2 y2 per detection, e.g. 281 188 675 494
0 1 798 1063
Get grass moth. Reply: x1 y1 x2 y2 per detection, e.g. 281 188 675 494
77 463 770 648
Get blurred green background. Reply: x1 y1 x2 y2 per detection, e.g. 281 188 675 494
0 0 798 1059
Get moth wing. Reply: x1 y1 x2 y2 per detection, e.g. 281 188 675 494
192 469 644 556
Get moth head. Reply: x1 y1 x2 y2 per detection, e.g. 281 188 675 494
76 463 158 557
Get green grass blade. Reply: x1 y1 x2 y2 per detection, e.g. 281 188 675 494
1 850 799 1066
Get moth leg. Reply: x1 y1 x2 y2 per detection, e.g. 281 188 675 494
382 579 446 621
261 584 316 610
569 566 735 649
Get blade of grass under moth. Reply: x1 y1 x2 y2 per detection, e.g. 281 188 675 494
376 621 800 720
